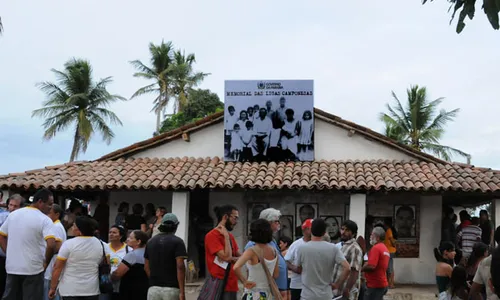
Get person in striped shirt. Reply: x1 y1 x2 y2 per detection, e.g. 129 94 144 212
457 217 482 260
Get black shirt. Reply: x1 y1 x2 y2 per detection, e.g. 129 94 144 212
144 233 188 288
480 221 492 245
125 214 146 230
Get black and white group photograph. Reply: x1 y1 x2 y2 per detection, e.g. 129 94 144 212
224 80 314 163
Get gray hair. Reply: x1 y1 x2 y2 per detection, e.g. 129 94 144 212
8 194 25 207
259 208 281 222
372 227 386 241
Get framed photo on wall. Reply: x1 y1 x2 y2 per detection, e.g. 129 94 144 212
321 215 343 242
295 203 318 238
394 204 417 238
247 202 270 235
274 215 294 241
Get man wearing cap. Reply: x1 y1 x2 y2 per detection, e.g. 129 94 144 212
144 213 188 300
284 219 312 300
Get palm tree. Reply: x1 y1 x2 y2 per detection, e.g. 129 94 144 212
32 58 126 162
130 40 175 134
170 50 209 113
380 85 470 162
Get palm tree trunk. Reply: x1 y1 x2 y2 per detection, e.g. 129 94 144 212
155 110 161 135
69 126 80 162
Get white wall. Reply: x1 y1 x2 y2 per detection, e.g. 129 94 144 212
108 190 172 226
132 119 414 161
393 195 442 284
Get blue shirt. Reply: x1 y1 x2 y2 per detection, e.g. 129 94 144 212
245 239 288 291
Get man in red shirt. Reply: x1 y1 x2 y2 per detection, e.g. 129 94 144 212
362 226 390 300
204 205 241 300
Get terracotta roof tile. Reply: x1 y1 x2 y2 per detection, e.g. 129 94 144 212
1 157 500 194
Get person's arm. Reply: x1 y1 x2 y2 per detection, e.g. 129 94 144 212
233 249 253 283
176 257 186 299
144 259 150 278
44 237 56 270
362 246 380 272
48 259 66 299
175 239 188 299
208 227 232 262
49 242 70 299
343 248 363 297
112 254 133 281
331 248 350 290
284 243 301 274
141 223 147 232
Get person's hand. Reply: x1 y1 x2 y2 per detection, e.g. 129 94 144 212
149 224 154 229
244 281 256 289
48 288 56 299
217 224 229 238
43 262 48 271
331 282 340 290
295 266 302 274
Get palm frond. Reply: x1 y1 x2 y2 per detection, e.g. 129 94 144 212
88 112 115 144
421 142 470 161
426 108 460 131
91 108 123 126
130 83 160 100
41 111 77 140
129 60 157 77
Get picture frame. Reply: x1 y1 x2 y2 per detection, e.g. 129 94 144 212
275 215 294 241
394 204 417 238
247 202 270 235
321 215 343 242
295 203 318 238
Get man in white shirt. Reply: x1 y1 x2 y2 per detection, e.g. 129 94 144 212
0 194 24 298
0 188 56 300
470 226 500 300
284 219 312 300
44 204 67 300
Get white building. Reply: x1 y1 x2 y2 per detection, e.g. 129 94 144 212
1 108 499 284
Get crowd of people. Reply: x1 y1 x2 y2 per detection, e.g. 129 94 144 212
201 205 393 300
0 189 188 300
435 207 499 300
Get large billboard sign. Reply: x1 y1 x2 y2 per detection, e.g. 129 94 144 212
224 80 314 162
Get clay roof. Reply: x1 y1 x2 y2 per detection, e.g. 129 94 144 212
98 108 446 164
1 157 500 194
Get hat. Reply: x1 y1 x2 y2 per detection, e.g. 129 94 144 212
301 219 313 230
162 213 179 225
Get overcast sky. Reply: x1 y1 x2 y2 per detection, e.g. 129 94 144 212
0 1 498 175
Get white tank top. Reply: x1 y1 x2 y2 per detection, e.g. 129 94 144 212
245 248 278 292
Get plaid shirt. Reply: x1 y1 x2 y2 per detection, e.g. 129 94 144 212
332 238 363 300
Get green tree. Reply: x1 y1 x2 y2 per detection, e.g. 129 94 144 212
130 40 175 134
423 0 500 33
159 88 223 133
32 58 126 162
380 85 470 162
170 50 209 113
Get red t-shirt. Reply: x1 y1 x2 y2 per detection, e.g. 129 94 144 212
364 243 390 288
205 228 239 292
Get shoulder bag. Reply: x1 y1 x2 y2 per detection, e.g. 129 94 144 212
98 239 113 294
250 246 283 300
197 238 233 300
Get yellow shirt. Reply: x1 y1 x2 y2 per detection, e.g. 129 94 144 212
384 228 397 253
